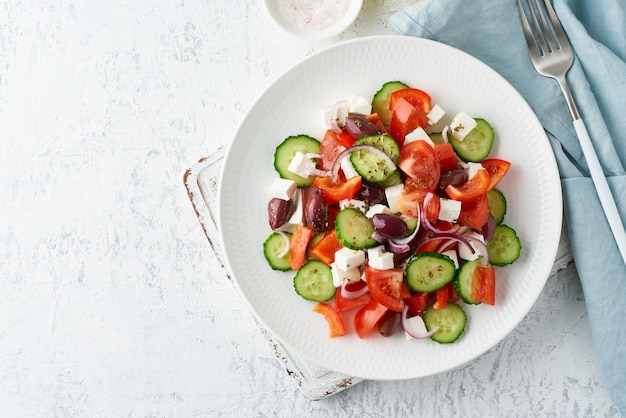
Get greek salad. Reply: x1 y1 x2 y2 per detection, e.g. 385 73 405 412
263 81 521 343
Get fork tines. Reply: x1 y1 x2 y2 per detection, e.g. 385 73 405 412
518 0 571 58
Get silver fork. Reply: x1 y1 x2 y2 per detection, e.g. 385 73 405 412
518 0 626 265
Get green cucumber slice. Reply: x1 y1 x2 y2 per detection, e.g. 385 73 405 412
371 81 409 127
423 303 467 344
486 188 507 224
263 232 292 271
449 118 494 162
454 257 484 305
293 260 336 302
487 224 521 266
335 207 377 250
405 252 456 293
274 135 321 187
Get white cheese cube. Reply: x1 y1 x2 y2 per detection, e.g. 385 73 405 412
405 315 429 340
384 183 404 214
367 246 395 270
287 152 312 178
322 101 350 129
269 178 297 201
348 94 372 115
441 249 459 269
339 199 367 213
334 247 366 271
438 198 462 223
340 156 360 179
365 203 392 218
450 112 477 141
404 127 435 147
277 192 302 233
458 231 485 261
427 104 446 126
331 263 361 287
466 162 486 180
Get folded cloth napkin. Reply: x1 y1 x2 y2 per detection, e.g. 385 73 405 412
391 0 626 412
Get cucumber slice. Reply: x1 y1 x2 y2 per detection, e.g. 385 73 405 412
423 303 467 344
274 135 321 187
405 252 456 293
354 134 401 163
335 207 377 250
486 188 507 224
371 81 409 127
377 170 403 188
293 260 336 302
487 224 522 266
263 232 292 271
454 257 484 305
449 118 494 162
429 132 445 145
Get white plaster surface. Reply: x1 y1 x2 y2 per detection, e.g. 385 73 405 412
0 0 622 416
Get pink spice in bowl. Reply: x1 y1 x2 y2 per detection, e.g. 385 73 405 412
263 0 363 40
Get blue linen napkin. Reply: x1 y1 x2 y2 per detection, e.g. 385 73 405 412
390 0 626 412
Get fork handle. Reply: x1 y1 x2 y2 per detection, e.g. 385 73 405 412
574 118 626 265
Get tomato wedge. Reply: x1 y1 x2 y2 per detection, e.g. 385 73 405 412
319 130 347 171
366 113 388 134
481 158 511 191
310 229 344 265
389 98 428 147
434 142 458 172
354 299 388 339
313 302 347 338
398 140 441 189
335 281 372 312
458 193 490 230
397 177 430 218
364 265 405 312
313 175 362 204
404 292 429 317
471 266 496 305
445 169 490 202
389 88 432 114
433 286 449 310
290 224 313 271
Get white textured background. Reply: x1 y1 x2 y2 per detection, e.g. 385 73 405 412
0 0 622 416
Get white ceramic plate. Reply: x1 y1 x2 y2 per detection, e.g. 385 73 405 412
218 36 562 380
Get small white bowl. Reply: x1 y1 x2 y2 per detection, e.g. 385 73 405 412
263 0 363 41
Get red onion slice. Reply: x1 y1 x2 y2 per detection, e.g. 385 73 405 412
415 232 475 255
275 230 291 258
340 280 369 300
402 305 440 339
464 235 490 266
441 125 450 143
390 206 421 246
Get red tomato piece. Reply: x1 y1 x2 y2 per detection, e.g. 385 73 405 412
313 175 362 204
364 265 405 312
354 299 388 339
433 286 449 310
366 113 388 134
319 130 347 171
458 193 490 230
313 302 347 338
389 98 428 146
481 158 511 191
335 281 372 312
404 292 429 317
389 88 432 114
289 224 313 271
424 192 440 223
397 177 430 218
445 169 490 202
398 140 441 190
310 229 344 265
434 142 458 172
471 266 496 305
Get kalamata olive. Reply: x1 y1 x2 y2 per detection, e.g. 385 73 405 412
436 168 468 196
378 310 401 337
353 183 387 205
268 198 293 230
481 214 497 242
345 115 383 139
304 188 329 232
371 213 409 239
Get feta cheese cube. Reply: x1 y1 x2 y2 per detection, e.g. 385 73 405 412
331 263 361 287
404 127 435 147
405 315 429 340
427 104 446 126
334 247 366 271
458 231 485 261
339 198 367 213
365 203 392 218
340 156 360 179
367 245 395 270
384 183 404 214
466 162 486 180
269 178 297 201
348 94 372 115
450 112 477 141
438 198 462 223
441 249 459 269
287 152 312 178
